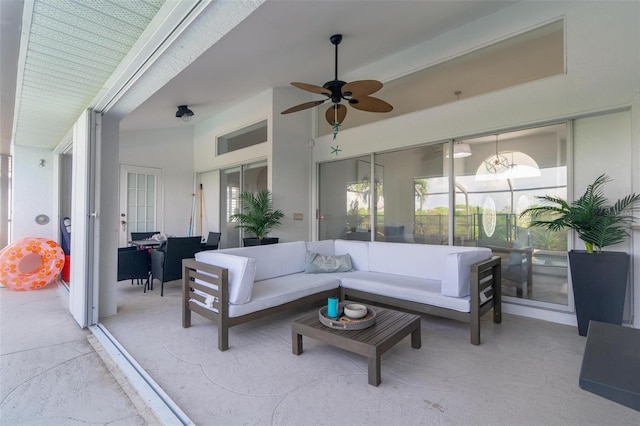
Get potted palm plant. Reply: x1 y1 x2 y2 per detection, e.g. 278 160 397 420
230 189 284 247
520 174 640 336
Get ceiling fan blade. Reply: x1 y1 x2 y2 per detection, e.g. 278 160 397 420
325 104 347 125
349 96 393 113
342 80 383 97
291 82 331 96
281 100 326 114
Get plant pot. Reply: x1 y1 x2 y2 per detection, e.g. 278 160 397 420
568 250 629 336
243 237 279 247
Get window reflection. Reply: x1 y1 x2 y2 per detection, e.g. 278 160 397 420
455 124 568 306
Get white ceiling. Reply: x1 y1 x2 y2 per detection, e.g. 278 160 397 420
1 0 519 153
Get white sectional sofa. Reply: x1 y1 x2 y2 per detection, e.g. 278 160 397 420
182 240 501 351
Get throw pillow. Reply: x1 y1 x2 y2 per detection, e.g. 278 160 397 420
305 251 352 273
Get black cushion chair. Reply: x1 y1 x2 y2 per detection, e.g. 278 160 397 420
117 246 150 286
150 236 202 296
201 231 221 250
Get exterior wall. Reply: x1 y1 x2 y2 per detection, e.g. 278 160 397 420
270 87 314 242
313 2 639 162
119 126 195 237
193 90 272 173
193 88 313 243
11 145 55 241
12 0 636 327
311 1 639 326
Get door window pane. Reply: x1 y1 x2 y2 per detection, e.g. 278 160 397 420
318 156 371 241
455 123 568 306
221 167 241 248
375 144 448 244
127 171 157 234
220 160 268 248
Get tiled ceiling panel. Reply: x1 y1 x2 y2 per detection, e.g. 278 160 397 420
14 0 165 148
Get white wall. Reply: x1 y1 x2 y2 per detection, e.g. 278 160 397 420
107 1 639 327
270 87 314 242
120 126 195 237
11 145 55 241
310 1 639 326
313 2 639 161
193 88 313 243
193 90 271 173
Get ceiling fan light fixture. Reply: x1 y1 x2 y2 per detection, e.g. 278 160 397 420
176 105 194 122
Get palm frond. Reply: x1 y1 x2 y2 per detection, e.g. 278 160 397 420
229 189 284 239
520 174 640 253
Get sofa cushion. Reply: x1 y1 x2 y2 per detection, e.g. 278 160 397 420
441 249 492 297
367 241 449 279
304 251 352 273
194 251 256 304
339 271 471 313
335 239 369 271
228 273 340 318
306 240 335 256
366 241 491 298
220 241 307 281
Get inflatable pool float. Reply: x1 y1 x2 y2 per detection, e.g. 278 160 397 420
0 238 65 291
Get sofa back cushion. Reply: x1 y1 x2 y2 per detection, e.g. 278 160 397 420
220 241 307 281
368 241 448 278
306 240 335 256
441 249 493 297
367 242 491 297
335 239 370 271
194 251 256 304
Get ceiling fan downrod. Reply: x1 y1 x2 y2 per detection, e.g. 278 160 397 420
324 34 346 104
331 34 342 81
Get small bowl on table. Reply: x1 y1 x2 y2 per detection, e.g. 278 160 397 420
343 303 368 319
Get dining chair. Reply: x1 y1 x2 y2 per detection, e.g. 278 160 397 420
117 246 150 286
150 236 202 296
201 231 221 250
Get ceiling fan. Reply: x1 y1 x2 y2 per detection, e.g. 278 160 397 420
281 34 393 126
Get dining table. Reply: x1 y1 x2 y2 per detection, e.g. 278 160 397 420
128 239 162 249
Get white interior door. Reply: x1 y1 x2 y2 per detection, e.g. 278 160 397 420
119 165 163 246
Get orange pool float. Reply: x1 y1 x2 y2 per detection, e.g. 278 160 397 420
0 238 65 291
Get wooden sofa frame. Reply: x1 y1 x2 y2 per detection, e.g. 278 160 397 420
182 255 501 350
182 258 339 351
340 256 502 346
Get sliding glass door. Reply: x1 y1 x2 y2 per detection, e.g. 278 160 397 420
220 160 267 248
456 124 568 306
374 144 448 244
317 123 569 309
318 156 372 241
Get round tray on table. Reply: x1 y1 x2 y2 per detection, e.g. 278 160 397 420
319 302 377 330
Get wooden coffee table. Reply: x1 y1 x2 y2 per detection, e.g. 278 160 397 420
292 304 421 386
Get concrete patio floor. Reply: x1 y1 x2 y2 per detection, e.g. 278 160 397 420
0 283 156 425
2 279 639 425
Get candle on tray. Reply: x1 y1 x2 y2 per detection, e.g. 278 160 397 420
327 297 339 318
